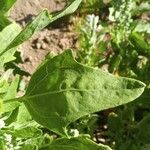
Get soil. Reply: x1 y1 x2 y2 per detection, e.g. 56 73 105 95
10 0 77 74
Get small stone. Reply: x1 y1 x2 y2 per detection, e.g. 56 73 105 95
41 43 47 50
21 21 26 27
36 43 41 49
44 36 51 43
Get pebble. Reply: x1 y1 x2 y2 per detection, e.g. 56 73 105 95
36 43 41 49
44 36 51 43
41 43 47 50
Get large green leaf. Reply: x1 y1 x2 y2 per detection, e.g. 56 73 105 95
17 50 145 136
42 136 112 150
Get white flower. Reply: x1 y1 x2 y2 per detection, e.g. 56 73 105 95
70 129 79 137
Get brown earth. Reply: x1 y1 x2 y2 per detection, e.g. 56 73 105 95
10 0 77 74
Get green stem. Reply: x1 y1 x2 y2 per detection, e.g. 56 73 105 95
3 96 24 104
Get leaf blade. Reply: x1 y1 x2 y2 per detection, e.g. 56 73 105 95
21 50 145 136
44 137 112 150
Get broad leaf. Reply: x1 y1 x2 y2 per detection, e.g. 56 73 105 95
42 137 112 150
18 50 145 136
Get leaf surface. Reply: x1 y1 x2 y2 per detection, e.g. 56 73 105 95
20 50 145 136
2 75 20 112
0 14 11 30
0 23 21 69
42 137 112 150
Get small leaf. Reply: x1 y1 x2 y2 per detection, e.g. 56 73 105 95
15 104 32 124
0 139 5 150
19 50 145 136
10 126 42 138
43 136 112 150
129 32 150 55
0 23 21 54
3 75 20 113
0 23 21 68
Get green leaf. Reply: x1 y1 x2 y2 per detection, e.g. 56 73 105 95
0 23 21 68
0 23 21 54
50 0 82 23
15 104 32 124
136 114 150 143
129 32 150 55
5 0 82 51
5 10 51 51
2 75 20 113
5 104 31 126
42 136 112 150
0 0 17 14
0 47 18 70
5 107 19 125
0 15 11 31
18 50 145 136
19 144 38 150
0 139 5 150
140 143 150 150
0 69 13 96
3 75 19 100
10 126 42 138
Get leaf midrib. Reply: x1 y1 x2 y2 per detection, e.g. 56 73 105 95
24 87 141 101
